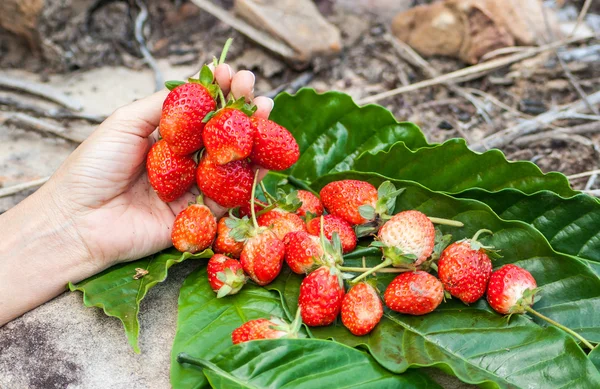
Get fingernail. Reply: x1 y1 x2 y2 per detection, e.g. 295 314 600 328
266 97 274 110
227 65 233 79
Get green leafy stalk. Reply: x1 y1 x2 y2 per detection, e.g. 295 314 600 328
524 306 595 350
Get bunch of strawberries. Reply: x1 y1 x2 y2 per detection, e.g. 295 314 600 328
146 40 592 350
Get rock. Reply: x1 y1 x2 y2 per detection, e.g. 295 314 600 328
234 0 342 62
391 0 560 64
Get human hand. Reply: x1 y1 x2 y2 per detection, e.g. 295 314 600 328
45 64 273 270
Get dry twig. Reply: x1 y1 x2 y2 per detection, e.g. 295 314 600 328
568 169 600 180
1 112 87 143
357 35 594 105
571 0 593 38
0 177 50 198
190 0 296 59
0 75 83 111
135 0 163 91
0 96 105 123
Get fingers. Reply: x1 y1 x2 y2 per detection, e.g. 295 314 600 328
214 64 233 96
230 70 255 101
105 89 169 138
252 96 274 119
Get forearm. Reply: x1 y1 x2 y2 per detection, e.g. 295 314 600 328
0 181 98 325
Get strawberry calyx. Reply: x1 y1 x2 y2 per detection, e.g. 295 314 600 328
509 287 539 315
462 229 503 260
356 181 405 237
215 266 247 298
268 307 304 338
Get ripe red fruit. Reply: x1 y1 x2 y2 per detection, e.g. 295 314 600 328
231 310 302 345
171 202 217 253
306 215 357 253
438 230 495 304
384 271 444 315
320 180 377 225
377 210 435 266
207 254 246 297
159 83 216 155
240 230 285 286
196 153 253 208
213 217 244 258
487 264 537 315
146 140 197 203
283 231 324 274
341 282 383 336
295 190 324 218
249 116 299 170
203 108 253 165
298 266 345 326
257 209 307 240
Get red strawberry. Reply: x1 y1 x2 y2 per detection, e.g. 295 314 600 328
295 190 324 218
231 309 302 344
249 116 299 170
171 201 217 253
213 217 244 258
341 282 383 336
320 180 377 225
203 108 253 165
146 140 197 203
306 215 357 253
384 271 444 315
207 254 246 297
377 210 435 266
298 266 345 326
196 153 253 208
283 231 324 274
159 83 216 155
240 229 285 286
257 209 307 240
487 264 537 315
438 229 496 304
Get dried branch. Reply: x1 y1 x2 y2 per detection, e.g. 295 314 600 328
1 112 86 143
190 0 296 59
0 96 105 123
0 75 83 111
571 0 593 38
0 177 50 198
568 169 600 180
134 0 163 92
357 35 594 105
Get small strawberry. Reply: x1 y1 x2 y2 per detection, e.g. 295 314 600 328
295 190 324 219
159 82 217 156
146 140 197 203
196 152 253 208
257 209 307 240
486 264 537 315
438 229 498 304
486 264 595 349
207 254 246 297
214 217 245 258
298 265 345 326
171 198 217 253
306 215 357 253
341 282 383 336
376 210 435 266
384 271 444 315
283 231 324 274
231 309 303 345
240 229 285 286
249 116 299 171
203 108 253 165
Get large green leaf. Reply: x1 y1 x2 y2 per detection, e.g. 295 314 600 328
269 88 428 182
460 190 600 274
179 339 441 389
170 266 288 389
590 347 600 372
350 139 577 197
68 249 211 353
267 172 600 388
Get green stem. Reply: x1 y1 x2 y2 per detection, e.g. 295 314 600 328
288 176 319 196
260 181 278 204
351 258 393 283
471 229 493 242
428 217 464 228
343 247 381 259
256 202 278 217
218 38 233 65
218 88 227 109
338 266 409 273
525 306 595 349
250 170 260 229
